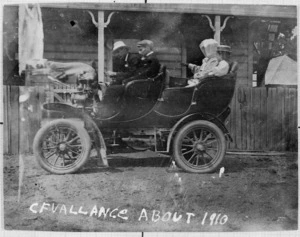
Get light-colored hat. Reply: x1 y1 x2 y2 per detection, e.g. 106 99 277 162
137 40 154 50
217 45 231 53
199 39 219 58
113 41 128 51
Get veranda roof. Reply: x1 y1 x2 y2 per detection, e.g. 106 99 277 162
38 3 296 18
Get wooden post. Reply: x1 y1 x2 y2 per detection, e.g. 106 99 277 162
214 15 221 44
181 37 187 78
98 11 105 83
247 22 254 87
106 37 113 72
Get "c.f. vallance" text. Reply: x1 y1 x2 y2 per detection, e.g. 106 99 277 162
29 202 228 225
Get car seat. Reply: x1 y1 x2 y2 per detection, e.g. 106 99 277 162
124 65 166 100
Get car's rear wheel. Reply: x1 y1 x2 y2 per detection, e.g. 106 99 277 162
33 119 91 174
173 120 226 173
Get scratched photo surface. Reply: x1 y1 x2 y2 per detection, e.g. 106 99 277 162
2 1 298 232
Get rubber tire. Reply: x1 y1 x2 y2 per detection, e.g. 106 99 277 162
33 119 91 174
173 120 226 173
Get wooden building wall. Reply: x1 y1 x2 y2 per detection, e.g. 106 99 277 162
2 6 297 155
227 87 297 151
44 44 98 64
231 44 250 87
225 21 297 151
3 86 20 155
44 44 183 79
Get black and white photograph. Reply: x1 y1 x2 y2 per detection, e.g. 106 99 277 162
1 0 298 234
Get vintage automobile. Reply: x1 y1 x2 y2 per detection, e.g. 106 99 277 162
33 57 238 175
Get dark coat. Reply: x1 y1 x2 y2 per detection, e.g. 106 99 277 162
113 53 140 81
123 52 160 84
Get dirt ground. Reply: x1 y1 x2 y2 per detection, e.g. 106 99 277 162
2 151 298 232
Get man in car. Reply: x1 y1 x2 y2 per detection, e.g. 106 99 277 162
102 40 160 102
122 39 160 84
217 45 231 64
106 41 140 85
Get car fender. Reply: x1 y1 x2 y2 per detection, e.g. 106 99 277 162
42 103 85 119
166 112 232 153
42 103 108 166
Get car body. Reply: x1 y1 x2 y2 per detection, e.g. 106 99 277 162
33 62 238 174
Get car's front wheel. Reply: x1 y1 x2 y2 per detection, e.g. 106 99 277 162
173 120 226 173
33 119 91 174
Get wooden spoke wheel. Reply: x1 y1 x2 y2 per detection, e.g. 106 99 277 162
33 119 91 174
173 120 226 173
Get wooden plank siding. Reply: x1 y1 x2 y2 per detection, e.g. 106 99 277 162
231 44 249 87
3 86 10 154
157 47 182 77
44 43 183 79
3 86 45 155
227 87 298 152
3 86 20 155
44 43 98 69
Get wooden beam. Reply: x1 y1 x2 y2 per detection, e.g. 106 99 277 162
214 15 221 43
98 11 105 83
106 37 113 72
247 21 254 87
181 40 187 78
39 3 297 19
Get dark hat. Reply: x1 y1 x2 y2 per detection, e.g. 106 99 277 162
217 45 231 53
137 40 154 50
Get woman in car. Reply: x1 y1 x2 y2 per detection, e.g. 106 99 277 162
185 39 230 87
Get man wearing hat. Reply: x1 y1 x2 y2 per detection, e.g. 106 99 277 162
103 40 160 102
106 41 140 85
217 45 231 64
122 39 160 84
